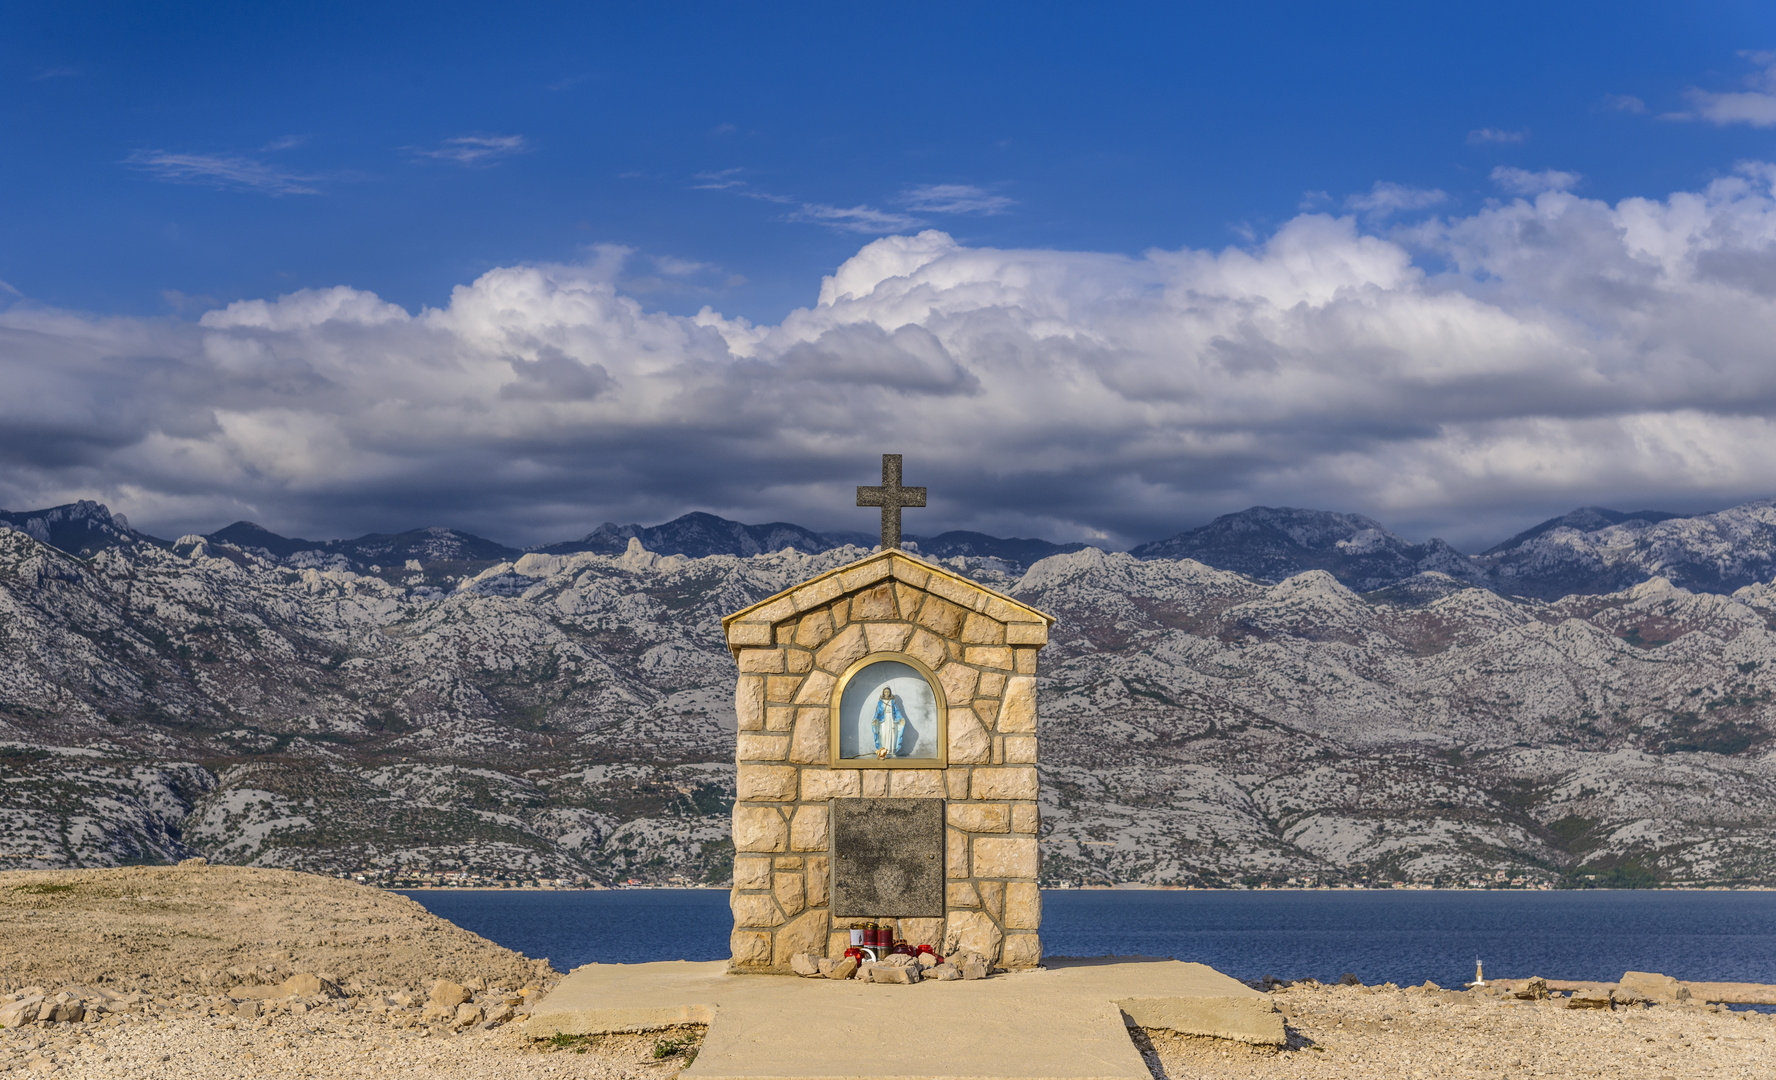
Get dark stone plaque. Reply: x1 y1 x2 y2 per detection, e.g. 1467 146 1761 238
831 798 944 918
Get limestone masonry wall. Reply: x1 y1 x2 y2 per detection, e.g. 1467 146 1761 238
722 551 1050 973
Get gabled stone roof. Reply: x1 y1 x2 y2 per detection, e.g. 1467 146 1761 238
721 549 1053 652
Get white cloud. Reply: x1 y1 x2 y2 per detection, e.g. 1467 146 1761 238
692 174 925 231
653 256 717 277
1466 128 1527 145
1344 182 1446 217
199 285 411 331
1489 166 1582 195
788 203 923 234
1686 89 1776 127
1679 52 1776 128
898 184 1015 215
13 166 1776 549
691 169 746 190
125 150 321 195
411 135 528 165
1603 94 1647 114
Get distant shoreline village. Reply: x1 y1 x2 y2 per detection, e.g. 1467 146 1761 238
369 875 1771 892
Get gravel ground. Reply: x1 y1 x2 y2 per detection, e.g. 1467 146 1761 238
8 982 1769 1079
0 863 585 1076
0 1013 706 1078
1138 983 1774 1080
0 863 554 996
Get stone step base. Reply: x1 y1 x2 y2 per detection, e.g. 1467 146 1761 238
527 955 1283 1080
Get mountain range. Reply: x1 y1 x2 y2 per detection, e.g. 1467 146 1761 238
5 496 1776 887
17 498 1776 602
3 505 1088 579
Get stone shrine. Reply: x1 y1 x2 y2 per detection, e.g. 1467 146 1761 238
721 460 1053 972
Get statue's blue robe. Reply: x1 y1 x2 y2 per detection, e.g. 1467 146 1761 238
872 697 908 755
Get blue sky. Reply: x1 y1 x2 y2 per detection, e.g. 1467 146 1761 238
5 3 1776 549
8 2 1771 321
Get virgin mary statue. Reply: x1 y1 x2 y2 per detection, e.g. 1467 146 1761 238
872 686 908 758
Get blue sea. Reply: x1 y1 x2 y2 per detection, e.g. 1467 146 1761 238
400 888 1776 989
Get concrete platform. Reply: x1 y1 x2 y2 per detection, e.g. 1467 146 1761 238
527 956 1283 1080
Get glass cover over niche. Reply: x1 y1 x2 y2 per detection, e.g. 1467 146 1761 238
832 654 947 767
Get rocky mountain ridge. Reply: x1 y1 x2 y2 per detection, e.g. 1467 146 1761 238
1128 507 1492 592
22 496 1776 599
0 501 144 559
1476 501 1776 599
10 503 1084 578
3 514 1776 887
1131 501 1776 600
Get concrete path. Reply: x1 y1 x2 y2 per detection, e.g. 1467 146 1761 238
527 957 1283 1080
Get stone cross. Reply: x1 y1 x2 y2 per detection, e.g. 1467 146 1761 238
855 453 926 551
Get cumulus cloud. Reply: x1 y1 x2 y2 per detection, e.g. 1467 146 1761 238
499 346 612 402
411 134 529 165
13 166 1776 549
1466 128 1527 144
899 184 1015 215
1490 166 1582 195
126 150 321 195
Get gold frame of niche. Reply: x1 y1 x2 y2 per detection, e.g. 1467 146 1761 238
828 651 948 769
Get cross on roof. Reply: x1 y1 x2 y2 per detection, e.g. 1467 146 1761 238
856 453 926 551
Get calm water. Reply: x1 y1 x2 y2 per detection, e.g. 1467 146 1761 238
400 888 1776 988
